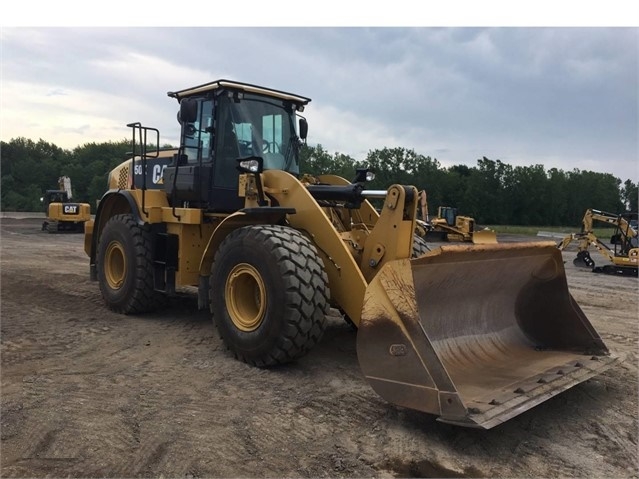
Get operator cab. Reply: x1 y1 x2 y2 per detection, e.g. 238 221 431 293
163 79 310 212
42 190 69 211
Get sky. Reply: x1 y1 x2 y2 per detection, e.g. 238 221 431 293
1 2 638 180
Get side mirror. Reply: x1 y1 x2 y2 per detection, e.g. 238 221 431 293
299 118 308 140
179 98 198 124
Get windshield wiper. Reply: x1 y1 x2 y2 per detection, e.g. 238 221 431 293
283 135 300 172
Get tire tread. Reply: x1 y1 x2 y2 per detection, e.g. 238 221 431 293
212 225 329 367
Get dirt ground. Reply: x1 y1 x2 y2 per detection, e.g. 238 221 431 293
1 215 637 478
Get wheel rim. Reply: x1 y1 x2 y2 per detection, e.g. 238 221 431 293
225 263 267 332
104 240 126 290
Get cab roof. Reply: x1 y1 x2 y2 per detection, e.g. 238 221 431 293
167 79 311 106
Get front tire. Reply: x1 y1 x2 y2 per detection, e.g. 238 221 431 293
210 225 329 367
412 234 431 257
96 214 164 314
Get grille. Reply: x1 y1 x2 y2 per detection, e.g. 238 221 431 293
118 166 129 190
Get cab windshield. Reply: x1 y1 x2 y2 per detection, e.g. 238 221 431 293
220 92 301 175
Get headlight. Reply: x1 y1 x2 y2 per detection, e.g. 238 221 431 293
236 157 264 174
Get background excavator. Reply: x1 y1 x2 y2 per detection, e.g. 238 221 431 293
558 208 638 277
84 79 617 429
417 190 497 243
41 176 91 233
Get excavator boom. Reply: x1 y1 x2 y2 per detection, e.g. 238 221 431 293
558 208 638 276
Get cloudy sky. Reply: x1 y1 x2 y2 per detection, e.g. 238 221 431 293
1 4 638 178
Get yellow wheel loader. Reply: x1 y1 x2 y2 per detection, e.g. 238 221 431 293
42 176 91 233
85 79 618 429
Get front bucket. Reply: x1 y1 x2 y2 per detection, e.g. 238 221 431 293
357 242 617 429
574 250 595 269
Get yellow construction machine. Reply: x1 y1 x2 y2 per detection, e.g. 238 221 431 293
417 190 497 244
84 79 618 429
558 208 638 277
42 176 91 233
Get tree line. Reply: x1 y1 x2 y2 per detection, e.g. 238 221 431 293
1 137 637 226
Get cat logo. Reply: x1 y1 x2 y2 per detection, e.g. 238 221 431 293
63 204 79 215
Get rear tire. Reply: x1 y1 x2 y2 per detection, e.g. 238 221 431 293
210 225 329 367
96 214 164 314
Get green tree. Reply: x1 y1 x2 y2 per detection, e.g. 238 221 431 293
545 168 570 226
64 140 132 203
1 135 630 225
1 138 71 211
433 165 472 218
462 157 512 224
363 147 439 188
509 164 548 225
299 144 358 179
621 179 638 212
564 169 623 225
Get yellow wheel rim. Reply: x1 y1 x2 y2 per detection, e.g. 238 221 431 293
225 263 267 332
105 241 126 290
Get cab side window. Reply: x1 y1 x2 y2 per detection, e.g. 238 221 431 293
213 98 241 188
183 99 213 163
